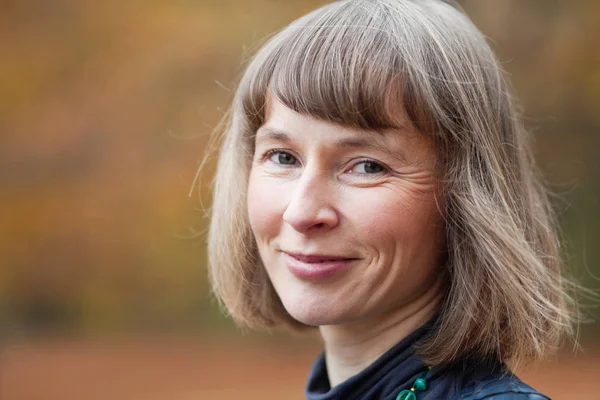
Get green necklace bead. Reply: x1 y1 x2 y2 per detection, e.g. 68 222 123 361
396 389 417 400
396 366 431 400
414 377 427 391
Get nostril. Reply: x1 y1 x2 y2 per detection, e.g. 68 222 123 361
282 192 340 233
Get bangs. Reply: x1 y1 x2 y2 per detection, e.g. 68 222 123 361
240 1 432 132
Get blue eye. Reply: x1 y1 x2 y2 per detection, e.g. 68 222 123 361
267 151 297 165
352 161 385 174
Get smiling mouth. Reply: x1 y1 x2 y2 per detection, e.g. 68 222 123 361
284 252 359 263
282 252 359 280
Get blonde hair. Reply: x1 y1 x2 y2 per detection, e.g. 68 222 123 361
204 0 577 367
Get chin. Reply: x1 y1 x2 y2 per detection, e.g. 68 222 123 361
288 311 331 327
279 291 350 327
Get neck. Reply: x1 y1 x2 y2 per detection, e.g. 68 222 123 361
319 277 444 388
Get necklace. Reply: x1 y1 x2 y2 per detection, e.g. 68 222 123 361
396 366 431 400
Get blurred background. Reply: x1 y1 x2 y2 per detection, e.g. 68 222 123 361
1 0 599 399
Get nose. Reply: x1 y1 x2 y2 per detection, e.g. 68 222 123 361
282 168 339 234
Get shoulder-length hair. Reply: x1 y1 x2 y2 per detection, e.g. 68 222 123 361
204 0 576 367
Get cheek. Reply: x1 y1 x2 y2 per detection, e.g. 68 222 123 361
351 188 442 248
247 172 285 242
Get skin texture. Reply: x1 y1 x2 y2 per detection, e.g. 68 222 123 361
247 97 446 386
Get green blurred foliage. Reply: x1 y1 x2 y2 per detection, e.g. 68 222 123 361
0 0 598 339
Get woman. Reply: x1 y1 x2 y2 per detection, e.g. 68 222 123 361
205 0 577 398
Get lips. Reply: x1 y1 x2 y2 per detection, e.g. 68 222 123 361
282 251 359 280
285 252 357 263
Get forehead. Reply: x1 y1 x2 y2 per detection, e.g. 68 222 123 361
257 96 436 165
263 91 422 139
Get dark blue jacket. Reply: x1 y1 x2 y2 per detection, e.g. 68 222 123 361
452 375 548 399
305 317 549 400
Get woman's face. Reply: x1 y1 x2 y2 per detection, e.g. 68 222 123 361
247 97 445 327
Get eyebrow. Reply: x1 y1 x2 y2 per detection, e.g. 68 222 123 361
255 127 408 163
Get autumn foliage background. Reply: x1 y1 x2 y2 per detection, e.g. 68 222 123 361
1 1 599 399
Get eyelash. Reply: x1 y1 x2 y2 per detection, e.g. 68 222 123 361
261 149 389 176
